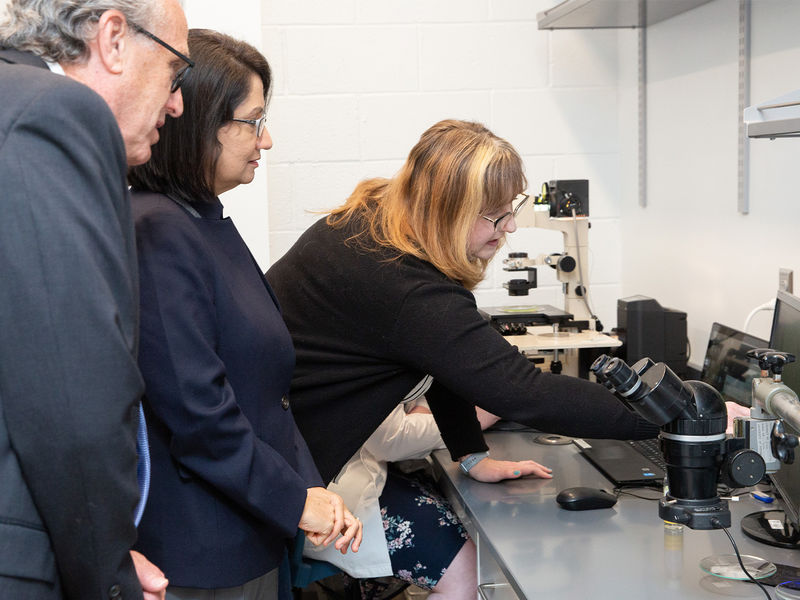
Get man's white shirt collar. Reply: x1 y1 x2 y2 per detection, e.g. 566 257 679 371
45 60 65 76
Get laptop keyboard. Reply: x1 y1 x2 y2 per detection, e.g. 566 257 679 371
629 438 667 471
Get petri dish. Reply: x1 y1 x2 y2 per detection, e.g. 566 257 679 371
497 306 542 313
699 554 777 580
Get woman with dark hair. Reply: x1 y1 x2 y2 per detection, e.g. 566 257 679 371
266 119 658 598
128 29 361 600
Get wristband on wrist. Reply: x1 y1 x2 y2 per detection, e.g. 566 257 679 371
459 451 489 474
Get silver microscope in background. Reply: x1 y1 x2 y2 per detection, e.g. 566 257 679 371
503 180 596 330
734 349 800 478
493 180 623 376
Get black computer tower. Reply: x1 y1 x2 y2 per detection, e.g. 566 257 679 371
617 295 688 378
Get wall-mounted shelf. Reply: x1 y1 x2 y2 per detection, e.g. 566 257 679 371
537 0 713 30
745 90 800 139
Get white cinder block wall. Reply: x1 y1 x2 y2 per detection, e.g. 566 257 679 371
261 0 629 329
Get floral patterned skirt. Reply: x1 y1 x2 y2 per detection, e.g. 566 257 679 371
365 466 470 593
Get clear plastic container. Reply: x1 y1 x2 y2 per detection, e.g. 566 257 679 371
776 581 800 600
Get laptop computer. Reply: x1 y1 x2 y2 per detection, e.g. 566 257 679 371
700 322 767 406
573 437 665 487
574 322 765 488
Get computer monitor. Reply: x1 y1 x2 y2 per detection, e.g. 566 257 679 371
767 291 800 522
741 290 800 548
700 322 767 406
771 290 800 419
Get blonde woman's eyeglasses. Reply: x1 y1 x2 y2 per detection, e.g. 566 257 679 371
479 193 530 230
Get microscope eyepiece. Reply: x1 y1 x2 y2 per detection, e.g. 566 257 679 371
602 357 643 398
590 355 611 381
631 357 656 376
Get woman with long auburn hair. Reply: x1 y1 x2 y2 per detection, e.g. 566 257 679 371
267 119 657 598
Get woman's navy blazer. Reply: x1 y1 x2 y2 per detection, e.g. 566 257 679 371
131 191 322 588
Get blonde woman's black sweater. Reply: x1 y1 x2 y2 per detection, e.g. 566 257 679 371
267 217 658 484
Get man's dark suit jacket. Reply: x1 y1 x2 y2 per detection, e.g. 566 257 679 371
0 49 144 599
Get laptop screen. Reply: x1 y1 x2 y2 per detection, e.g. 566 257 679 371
700 322 767 406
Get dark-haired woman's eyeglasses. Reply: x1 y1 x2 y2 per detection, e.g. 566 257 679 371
480 193 530 230
129 22 194 93
231 112 268 138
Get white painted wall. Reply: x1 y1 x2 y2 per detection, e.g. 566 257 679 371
620 0 800 366
261 0 627 330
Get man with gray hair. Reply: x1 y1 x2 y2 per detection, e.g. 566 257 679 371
0 1 189 598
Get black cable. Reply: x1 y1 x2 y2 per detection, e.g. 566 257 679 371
613 487 663 501
712 519 771 600
717 485 752 499
716 484 740 496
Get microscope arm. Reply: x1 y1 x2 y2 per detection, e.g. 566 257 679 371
758 386 800 434
748 347 800 436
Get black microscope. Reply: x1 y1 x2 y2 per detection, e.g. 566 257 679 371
591 349 798 530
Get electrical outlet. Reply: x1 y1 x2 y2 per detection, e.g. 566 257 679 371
779 268 794 293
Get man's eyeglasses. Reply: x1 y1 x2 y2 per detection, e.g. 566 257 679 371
129 22 194 93
480 193 530 230
232 112 268 138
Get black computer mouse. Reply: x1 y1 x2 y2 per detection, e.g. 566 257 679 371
556 486 618 511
